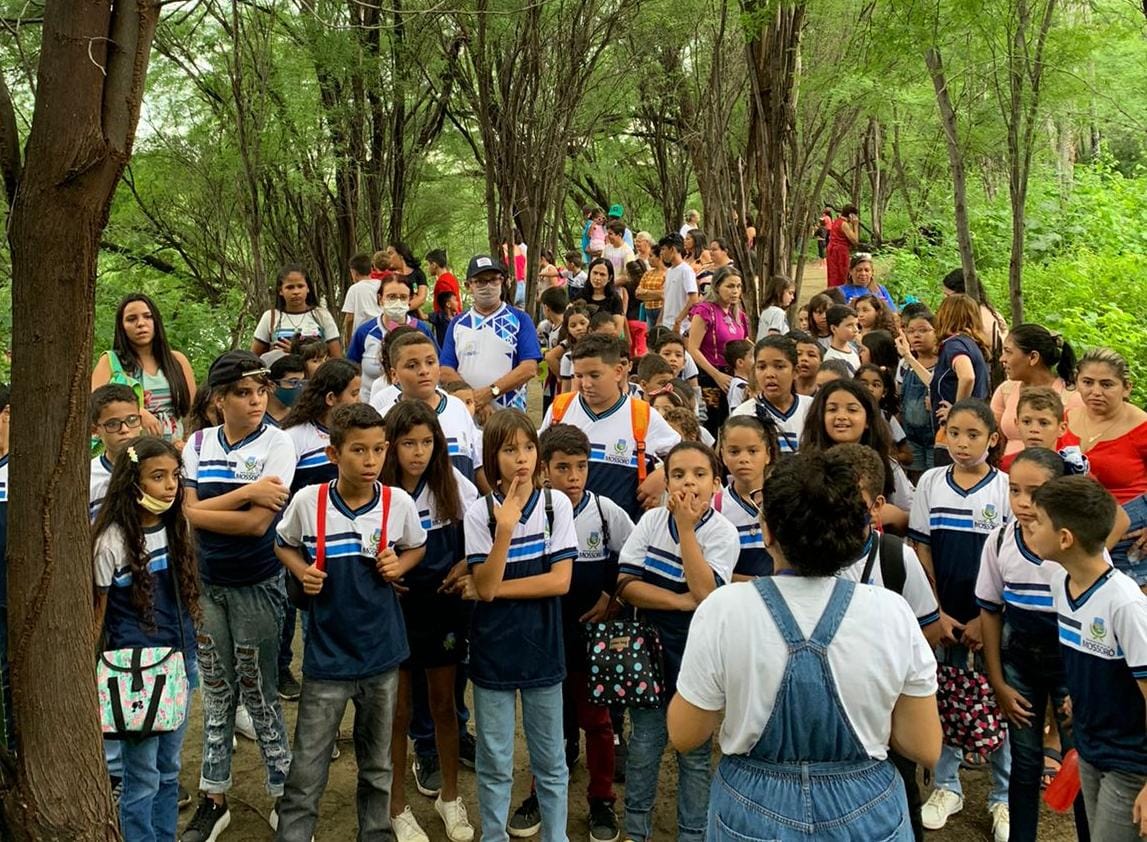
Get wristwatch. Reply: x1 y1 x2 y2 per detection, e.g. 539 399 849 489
490 384 502 398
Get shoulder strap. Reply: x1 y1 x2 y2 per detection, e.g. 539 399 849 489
996 524 1007 554
631 398 650 483
543 488 554 539
486 493 497 535
380 485 391 555
192 429 205 456
551 391 576 424
593 492 610 548
859 534 881 585
712 490 723 512
878 533 907 595
315 482 329 572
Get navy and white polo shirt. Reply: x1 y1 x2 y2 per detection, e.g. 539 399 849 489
618 506 738 693
440 304 543 412
1052 565 1147 774
569 491 634 615
976 522 1069 641
407 468 479 590
90 454 114 522
909 466 1011 623
94 523 196 663
276 481 427 681
839 532 940 628
372 389 483 482
183 424 297 587
713 485 773 577
285 420 336 494
730 394 813 456
464 489 578 690
540 394 679 522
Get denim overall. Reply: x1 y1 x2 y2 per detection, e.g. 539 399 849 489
707 577 912 841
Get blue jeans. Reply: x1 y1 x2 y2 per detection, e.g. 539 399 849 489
1001 630 1088 841
197 573 291 796
276 670 399 842
1079 756 1147 842
1110 494 1147 585
473 683 568 842
118 699 192 842
625 706 711 842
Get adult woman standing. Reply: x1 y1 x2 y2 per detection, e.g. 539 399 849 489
991 323 1081 467
941 269 1008 381
572 258 627 337
826 205 860 288
931 294 991 465
1059 347 1147 585
669 451 941 840
92 293 195 442
687 267 750 437
251 265 342 359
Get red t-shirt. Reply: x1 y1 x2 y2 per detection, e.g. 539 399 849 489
1059 419 1147 504
432 272 461 313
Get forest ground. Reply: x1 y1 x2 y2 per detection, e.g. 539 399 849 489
175 260 1073 840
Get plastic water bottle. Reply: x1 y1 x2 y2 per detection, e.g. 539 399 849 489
1043 748 1081 812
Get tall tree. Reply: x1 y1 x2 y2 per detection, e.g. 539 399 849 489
1 1 160 838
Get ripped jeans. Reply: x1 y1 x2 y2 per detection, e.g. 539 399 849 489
197 572 291 796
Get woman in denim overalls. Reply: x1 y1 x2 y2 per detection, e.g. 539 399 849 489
668 451 943 841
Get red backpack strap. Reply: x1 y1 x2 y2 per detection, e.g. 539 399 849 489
315 482 329 572
551 391 576 424
631 397 651 483
380 485 392 553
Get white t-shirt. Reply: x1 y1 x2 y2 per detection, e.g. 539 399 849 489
677 577 938 757
756 306 789 339
341 279 382 333
603 242 637 281
254 307 340 347
660 262 698 328
824 345 861 375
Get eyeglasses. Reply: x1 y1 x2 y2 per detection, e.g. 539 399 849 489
469 277 502 288
381 294 410 304
99 414 142 433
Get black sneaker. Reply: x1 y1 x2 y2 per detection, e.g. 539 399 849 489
178 784 193 809
278 670 302 701
459 730 477 770
179 795 231 842
507 794 541 838
413 752 442 797
588 799 620 842
613 735 627 784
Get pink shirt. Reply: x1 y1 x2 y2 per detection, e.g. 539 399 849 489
690 301 750 371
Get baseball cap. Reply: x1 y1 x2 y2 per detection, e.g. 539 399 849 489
466 255 506 280
608 204 624 219
207 350 271 389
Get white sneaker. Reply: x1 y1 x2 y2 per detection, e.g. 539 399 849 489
435 796 475 842
392 806 430 842
990 803 1010 842
234 704 256 741
921 789 963 830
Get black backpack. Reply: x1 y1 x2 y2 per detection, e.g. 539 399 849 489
860 532 907 595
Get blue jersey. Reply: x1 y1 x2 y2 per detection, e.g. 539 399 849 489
440 304 543 411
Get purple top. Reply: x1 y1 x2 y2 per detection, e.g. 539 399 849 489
690 301 750 370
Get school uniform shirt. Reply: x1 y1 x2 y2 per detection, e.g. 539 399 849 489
890 461 916 512
726 376 749 411
440 303 544 412
677 576 937 757
183 424 297 587
285 421 337 494
341 278 382 333
756 305 789 339
824 345 861 374
1052 565 1147 774
94 523 196 661
370 389 483 481
347 315 437 403
464 489 578 690
276 481 427 681
90 454 114 522
731 393 813 456
839 532 940 628
569 491 634 616
540 394 680 522
254 307 340 348
713 486 772 577
975 522 1059 641
908 465 1011 623
368 380 399 410
407 469 479 591
618 506 738 694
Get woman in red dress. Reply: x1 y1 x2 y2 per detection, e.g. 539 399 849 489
826 204 860 287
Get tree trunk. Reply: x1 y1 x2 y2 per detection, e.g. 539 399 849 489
2 2 160 838
924 46 980 301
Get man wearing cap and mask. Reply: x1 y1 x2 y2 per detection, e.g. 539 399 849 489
439 256 543 413
607 203 635 249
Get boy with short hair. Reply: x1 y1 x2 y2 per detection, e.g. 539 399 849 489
507 424 635 842
539 288 571 416
266 354 307 427
823 305 861 373
789 329 823 396
1027 476 1147 842
1008 387 1069 469
342 252 382 342
635 354 675 398
90 384 145 521
651 330 701 410
442 380 477 419
274 402 428 842
723 339 754 410
563 251 587 293
540 334 679 523
588 309 620 337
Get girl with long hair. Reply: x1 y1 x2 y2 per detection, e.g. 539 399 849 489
931 294 991 466
252 265 342 359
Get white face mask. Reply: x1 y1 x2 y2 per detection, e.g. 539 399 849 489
382 300 410 322
138 490 174 515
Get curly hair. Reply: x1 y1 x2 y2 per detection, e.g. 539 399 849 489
92 437 201 631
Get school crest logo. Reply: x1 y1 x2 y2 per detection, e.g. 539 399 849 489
233 454 264 482
364 528 383 556
605 438 631 466
975 504 1000 530
587 531 602 551
1082 615 1116 656
1089 617 1106 641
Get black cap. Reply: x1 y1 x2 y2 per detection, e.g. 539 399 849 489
466 255 506 280
207 350 271 389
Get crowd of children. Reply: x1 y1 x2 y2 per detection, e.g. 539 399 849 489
3 243 1144 842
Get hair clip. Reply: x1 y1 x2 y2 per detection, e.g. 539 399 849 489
127 446 139 463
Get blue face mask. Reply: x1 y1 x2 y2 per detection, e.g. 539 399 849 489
275 385 303 407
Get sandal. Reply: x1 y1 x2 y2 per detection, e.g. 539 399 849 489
1041 747 1063 790
960 751 988 770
